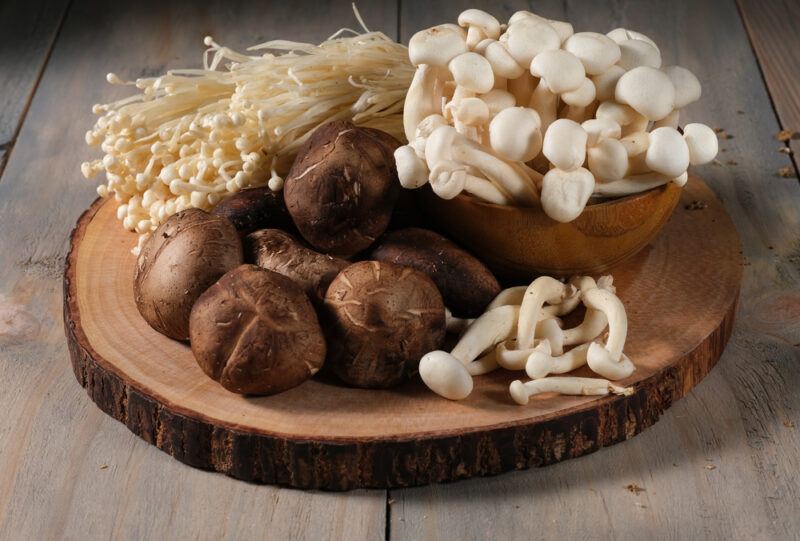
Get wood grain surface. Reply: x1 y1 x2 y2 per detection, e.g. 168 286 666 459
394 1 800 539
0 0 394 539
64 178 739 489
0 0 798 538
0 0 69 177
738 0 800 164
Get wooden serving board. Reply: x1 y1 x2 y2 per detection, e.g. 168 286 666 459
63 178 742 491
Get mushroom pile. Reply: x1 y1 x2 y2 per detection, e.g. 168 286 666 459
394 9 720 222
418 274 635 403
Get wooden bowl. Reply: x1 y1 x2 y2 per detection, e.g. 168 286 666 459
421 181 683 279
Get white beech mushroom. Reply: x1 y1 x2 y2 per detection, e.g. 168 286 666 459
561 78 597 122
582 118 622 146
595 101 648 136
509 377 633 405
483 40 526 79
615 66 676 122
583 287 635 380
588 138 629 181
419 304 520 399
503 17 561 66
427 126 539 205
489 107 543 162
405 26 467 141
419 350 474 400
481 89 517 116
516 276 575 350
592 65 626 102
606 28 660 51
616 38 662 70
530 50 586 130
593 172 676 196
683 123 719 165
447 52 495 139
525 342 592 379
394 145 430 189
564 32 622 75
656 65 702 128
645 127 691 178
458 9 501 49
541 167 595 222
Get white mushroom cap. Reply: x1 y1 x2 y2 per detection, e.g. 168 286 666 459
564 32 622 75
541 167 595 222
530 50 586 93
395 145 430 189
480 89 517 116
419 350 473 400
454 97 490 126
645 127 690 178
582 118 622 146
449 52 495 93
489 107 543 162
588 138 629 181
543 118 588 170
683 123 719 165
409 24 468 67
561 78 596 107
616 39 662 70
592 65 626 102
547 20 575 43
504 17 561 66
458 9 502 48
483 41 526 79
615 66 676 121
606 28 660 52
662 65 702 109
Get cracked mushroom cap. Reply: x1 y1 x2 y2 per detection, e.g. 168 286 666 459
324 261 446 388
409 24 468 67
370 228 501 318
189 265 326 396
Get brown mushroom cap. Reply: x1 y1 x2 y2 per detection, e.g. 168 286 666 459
244 229 349 304
324 261 446 388
283 121 401 257
370 228 501 318
211 186 293 235
134 208 242 341
189 264 326 395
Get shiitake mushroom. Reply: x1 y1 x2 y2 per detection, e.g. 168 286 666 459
323 260 446 388
189 264 326 395
211 186 293 235
134 209 242 341
370 228 501 318
283 121 401 257
244 229 348 304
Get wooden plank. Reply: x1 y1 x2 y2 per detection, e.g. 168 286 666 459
393 0 800 539
0 0 396 538
0 0 69 175
737 0 800 167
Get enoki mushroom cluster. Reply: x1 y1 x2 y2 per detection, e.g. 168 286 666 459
419 275 635 403
81 14 413 253
395 9 720 221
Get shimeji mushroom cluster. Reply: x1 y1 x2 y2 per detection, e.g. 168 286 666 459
81 19 413 253
394 9 720 221
419 275 635 403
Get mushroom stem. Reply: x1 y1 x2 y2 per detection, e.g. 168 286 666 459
451 305 519 365
509 377 633 405
450 143 539 205
526 342 591 379
403 65 446 142
583 287 635 380
593 172 674 197
517 277 575 349
562 276 610 345
529 80 558 133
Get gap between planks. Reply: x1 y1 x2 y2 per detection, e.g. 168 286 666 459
735 0 800 179
0 0 73 181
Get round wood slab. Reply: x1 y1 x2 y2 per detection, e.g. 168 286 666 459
63 178 741 490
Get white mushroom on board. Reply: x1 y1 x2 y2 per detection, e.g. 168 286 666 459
509 377 633 405
397 10 719 221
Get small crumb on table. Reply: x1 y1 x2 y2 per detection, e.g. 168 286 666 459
625 483 645 495
100 464 109 470
686 200 708 211
784 419 796 428
704 464 716 471
778 166 796 178
776 129 796 142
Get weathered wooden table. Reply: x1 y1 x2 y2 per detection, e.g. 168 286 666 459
1 0 798 539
